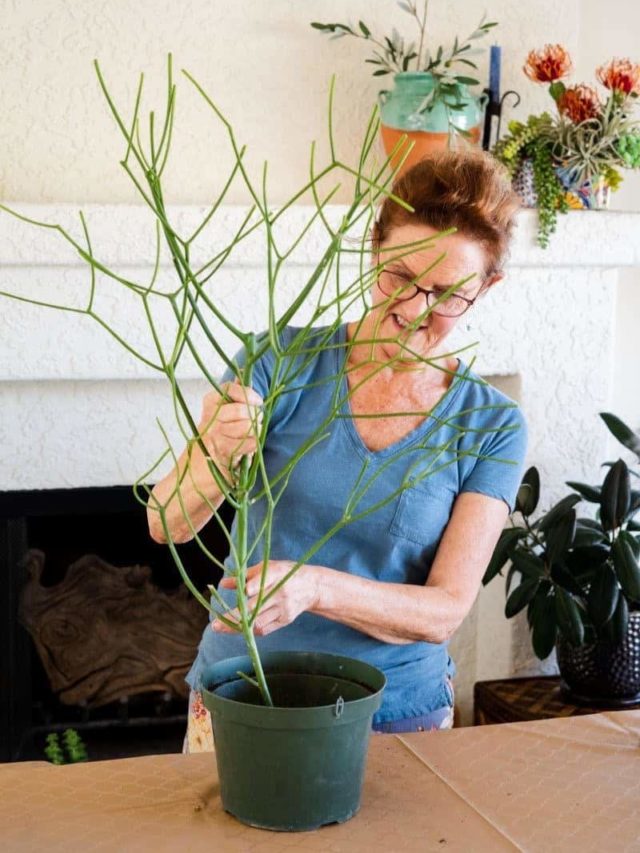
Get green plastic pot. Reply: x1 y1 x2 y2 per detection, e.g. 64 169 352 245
200 651 386 831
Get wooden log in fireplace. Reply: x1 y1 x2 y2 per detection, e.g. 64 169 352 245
19 550 209 707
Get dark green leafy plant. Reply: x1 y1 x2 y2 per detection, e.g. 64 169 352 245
483 412 640 659
44 730 89 764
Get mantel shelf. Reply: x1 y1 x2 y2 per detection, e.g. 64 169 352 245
1 205 640 270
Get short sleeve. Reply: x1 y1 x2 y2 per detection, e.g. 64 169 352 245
459 406 528 512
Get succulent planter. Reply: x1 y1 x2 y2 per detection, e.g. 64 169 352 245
556 611 640 705
512 158 611 211
201 651 385 831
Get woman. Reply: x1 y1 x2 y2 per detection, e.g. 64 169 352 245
148 149 527 749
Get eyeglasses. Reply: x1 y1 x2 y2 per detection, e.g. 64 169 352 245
377 268 480 318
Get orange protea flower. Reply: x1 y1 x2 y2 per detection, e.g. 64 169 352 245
596 58 640 95
524 44 572 83
558 85 601 122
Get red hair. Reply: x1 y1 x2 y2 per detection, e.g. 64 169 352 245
373 150 521 275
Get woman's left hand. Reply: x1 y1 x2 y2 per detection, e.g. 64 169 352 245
212 561 323 636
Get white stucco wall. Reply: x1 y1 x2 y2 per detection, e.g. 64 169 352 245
577 0 640 438
1 0 581 205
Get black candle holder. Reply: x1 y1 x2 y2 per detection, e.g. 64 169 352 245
481 89 521 151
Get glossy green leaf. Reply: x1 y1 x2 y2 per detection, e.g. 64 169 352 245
573 525 606 547
566 543 610 570
577 518 604 531
527 580 552 627
482 527 527 585
530 594 557 659
613 531 640 602
516 467 540 516
545 509 576 565
550 562 585 597
555 588 584 645
600 412 640 460
565 481 601 503
536 494 581 533
505 577 540 618
359 20 371 37
600 459 630 531
510 549 546 580
587 563 619 627
602 592 629 643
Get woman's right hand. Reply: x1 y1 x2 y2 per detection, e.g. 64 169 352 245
197 381 264 477
147 381 263 544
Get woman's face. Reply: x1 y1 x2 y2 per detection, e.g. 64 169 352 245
368 222 495 368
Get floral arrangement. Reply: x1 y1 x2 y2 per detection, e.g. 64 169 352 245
493 45 640 247
311 2 496 116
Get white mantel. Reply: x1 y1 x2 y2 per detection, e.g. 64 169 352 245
2 203 639 723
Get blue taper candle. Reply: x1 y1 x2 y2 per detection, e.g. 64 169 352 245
489 44 501 103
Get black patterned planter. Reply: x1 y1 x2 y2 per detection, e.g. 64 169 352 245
556 611 640 706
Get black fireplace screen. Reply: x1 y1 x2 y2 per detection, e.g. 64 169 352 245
0 486 232 761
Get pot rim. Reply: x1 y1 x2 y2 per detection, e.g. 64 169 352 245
200 650 386 716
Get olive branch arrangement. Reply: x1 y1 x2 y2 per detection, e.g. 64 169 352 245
0 56 513 706
311 1 496 120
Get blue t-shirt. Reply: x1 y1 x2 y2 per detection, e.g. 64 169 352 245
185 323 527 724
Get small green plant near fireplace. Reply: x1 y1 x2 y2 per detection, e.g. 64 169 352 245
44 730 89 765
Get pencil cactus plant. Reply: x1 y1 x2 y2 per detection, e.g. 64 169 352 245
1 56 505 707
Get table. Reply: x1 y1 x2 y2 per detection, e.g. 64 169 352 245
1 710 639 852
474 675 640 725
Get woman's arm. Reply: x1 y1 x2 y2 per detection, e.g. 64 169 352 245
147 441 227 545
214 491 509 643
147 381 263 544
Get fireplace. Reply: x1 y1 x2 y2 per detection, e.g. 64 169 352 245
0 486 232 762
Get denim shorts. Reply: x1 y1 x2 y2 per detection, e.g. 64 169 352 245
371 675 455 734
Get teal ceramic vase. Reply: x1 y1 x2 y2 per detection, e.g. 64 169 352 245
379 72 487 175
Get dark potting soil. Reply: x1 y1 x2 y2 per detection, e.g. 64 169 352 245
214 673 375 708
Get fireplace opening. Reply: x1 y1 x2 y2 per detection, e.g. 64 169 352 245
0 486 233 762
